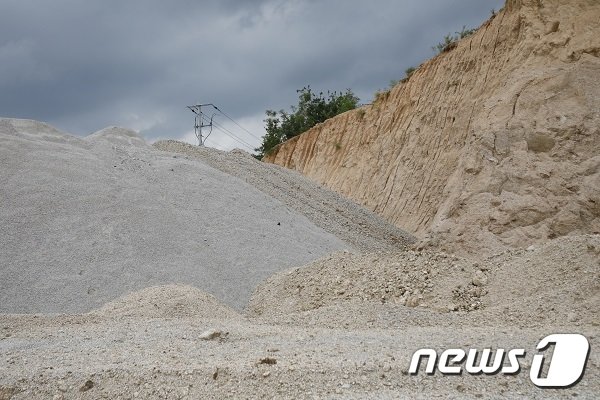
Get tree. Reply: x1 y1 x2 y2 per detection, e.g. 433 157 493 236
255 86 359 159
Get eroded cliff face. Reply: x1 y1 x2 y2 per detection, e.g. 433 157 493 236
264 0 600 255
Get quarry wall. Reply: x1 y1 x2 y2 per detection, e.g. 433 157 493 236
265 0 600 254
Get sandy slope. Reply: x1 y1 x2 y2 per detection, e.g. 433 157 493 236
249 235 600 329
153 140 413 253
264 0 600 258
1 118 411 313
0 119 597 399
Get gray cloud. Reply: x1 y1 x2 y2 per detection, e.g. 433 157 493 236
0 0 504 150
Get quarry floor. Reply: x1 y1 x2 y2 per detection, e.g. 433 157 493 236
0 119 598 399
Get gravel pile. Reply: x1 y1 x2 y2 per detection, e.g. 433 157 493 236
0 118 356 313
1 119 597 398
89 284 241 319
153 140 414 253
248 250 486 317
249 234 600 329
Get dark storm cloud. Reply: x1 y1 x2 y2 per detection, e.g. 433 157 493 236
0 0 504 149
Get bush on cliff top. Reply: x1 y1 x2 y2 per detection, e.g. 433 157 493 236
255 86 359 159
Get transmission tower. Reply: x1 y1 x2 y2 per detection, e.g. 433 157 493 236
187 103 216 146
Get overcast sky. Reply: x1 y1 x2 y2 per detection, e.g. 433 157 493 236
0 0 504 151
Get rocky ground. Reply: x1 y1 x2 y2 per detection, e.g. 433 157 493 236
0 119 598 399
0 235 598 399
1 315 597 399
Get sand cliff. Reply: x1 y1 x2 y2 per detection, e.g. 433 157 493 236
265 0 600 256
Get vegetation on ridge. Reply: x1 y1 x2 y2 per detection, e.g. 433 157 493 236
373 25 477 102
255 86 359 159
257 24 481 156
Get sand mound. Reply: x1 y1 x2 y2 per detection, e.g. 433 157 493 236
154 140 414 252
249 234 599 328
90 284 240 319
1 119 414 315
0 118 83 145
0 118 349 313
85 126 149 148
248 250 485 317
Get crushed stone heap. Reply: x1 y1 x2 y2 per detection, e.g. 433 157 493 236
0 118 411 313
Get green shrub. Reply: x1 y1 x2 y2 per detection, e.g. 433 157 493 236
255 86 359 159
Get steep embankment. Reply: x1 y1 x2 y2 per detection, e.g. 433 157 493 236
265 0 600 256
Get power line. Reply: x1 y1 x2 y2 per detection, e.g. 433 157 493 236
212 120 255 151
186 102 260 151
212 105 262 141
213 121 254 150
186 103 216 146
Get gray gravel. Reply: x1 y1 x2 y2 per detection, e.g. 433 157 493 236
153 140 414 253
0 119 352 313
0 119 596 399
1 314 597 399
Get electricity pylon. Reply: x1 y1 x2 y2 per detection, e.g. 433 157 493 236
187 103 216 146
